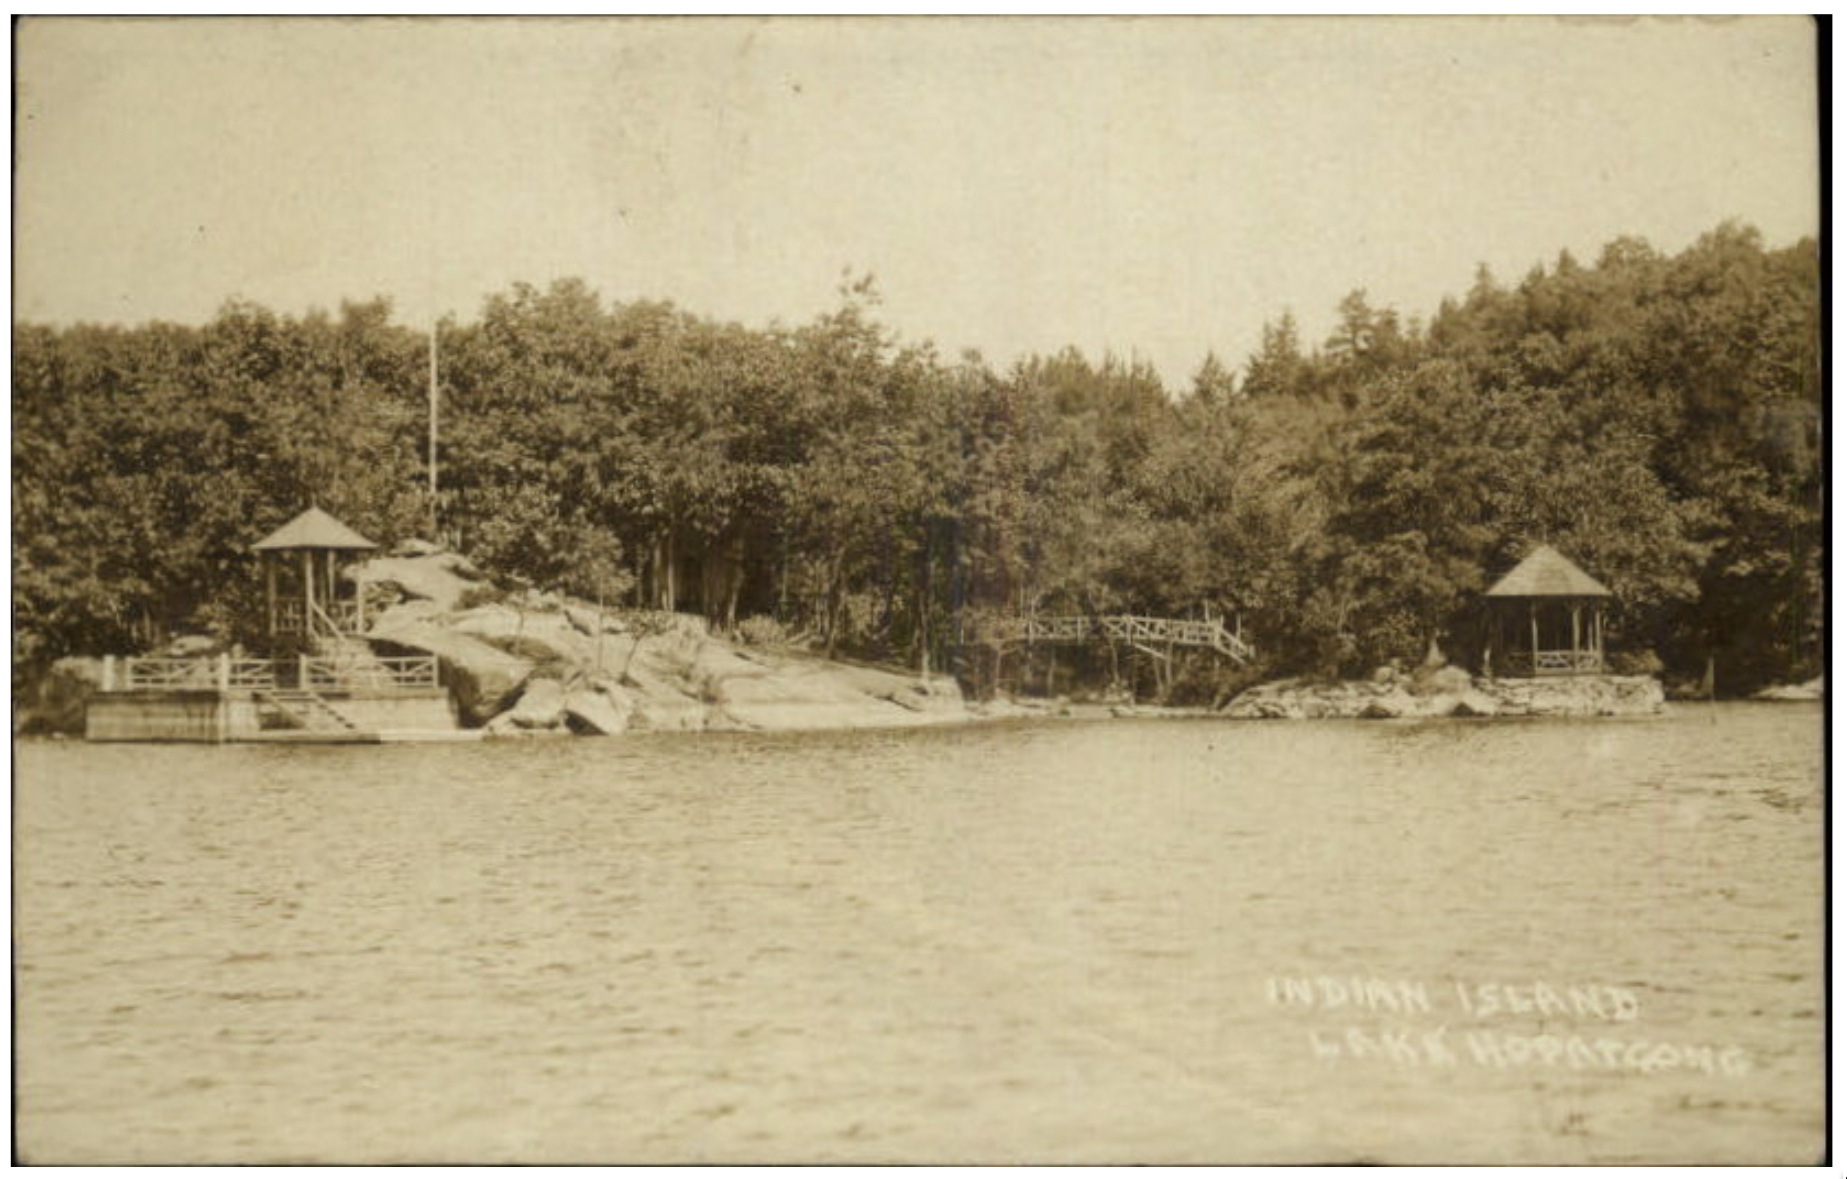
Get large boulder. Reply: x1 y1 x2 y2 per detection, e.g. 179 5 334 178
616 630 711 703
1294 696 1338 720
447 603 643 680
1223 678 1312 719
350 552 481 612
1754 676 1823 702
1410 664 1473 698
451 605 586 666
564 681 633 735
508 677 567 729
365 617 533 723
368 599 444 628
484 711 570 739
1451 688 1501 718
162 634 223 658
1359 688 1415 719
563 603 627 638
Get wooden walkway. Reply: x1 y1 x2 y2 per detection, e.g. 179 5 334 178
983 614 1253 663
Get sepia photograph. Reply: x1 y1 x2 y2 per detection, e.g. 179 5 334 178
10 15 1825 1164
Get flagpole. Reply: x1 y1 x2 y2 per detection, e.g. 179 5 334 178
428 317 440 543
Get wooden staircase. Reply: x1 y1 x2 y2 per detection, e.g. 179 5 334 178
309 635 400 689
257 688 363 735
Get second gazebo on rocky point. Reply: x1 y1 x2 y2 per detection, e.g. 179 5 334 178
1483 544 1613 677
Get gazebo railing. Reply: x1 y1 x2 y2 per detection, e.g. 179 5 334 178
1508 649 1605 676
275 599 361 636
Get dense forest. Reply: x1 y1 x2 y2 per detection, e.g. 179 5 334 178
13 222 1821 700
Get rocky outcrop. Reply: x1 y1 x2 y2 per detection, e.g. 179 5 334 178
365 612 534 724
1410 664 1472 697
1224 666 1665 720
349 551 483 613
507 676 567 729
354 549 971 737
163 634 222 658
1753 676 1823 702
15 656 106 735
1451 688 1502 718
564 681 633 735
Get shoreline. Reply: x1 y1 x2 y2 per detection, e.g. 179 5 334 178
18 688 1819 745
23 542 1819 741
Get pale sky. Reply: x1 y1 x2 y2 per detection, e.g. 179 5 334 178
13 17 1820 389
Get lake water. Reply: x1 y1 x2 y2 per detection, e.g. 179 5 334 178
14 704 1824 1164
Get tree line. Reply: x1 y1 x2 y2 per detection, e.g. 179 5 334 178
14 221 1820 698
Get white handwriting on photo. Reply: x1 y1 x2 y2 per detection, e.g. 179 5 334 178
1264 976 1750 1077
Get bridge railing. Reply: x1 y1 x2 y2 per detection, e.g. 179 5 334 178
981 614 1252 661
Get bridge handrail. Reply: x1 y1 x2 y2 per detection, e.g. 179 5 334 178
982 613 1252 661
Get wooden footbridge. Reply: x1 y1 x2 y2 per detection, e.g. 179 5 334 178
983 614 1254 663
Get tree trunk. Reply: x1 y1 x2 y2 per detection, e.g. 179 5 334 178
778 536 789 621
917 546 933 676
823 553 845 659
666 530 677 613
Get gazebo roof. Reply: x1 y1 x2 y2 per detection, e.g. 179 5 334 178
251 507 378 553
1485 544 1612 599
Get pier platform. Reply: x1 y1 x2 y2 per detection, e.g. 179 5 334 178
85 654 465 743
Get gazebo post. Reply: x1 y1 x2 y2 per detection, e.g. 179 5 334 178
1571 602 1581 671
1529 601 1539 675
301 549 315 632
264 555 277 636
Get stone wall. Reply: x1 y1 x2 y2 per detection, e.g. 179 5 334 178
1224 670 1665 720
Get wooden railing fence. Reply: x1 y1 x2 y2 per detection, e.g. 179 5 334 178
983 614 1253 663
106 654 438 693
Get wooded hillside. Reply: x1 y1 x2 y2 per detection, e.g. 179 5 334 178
14 222 1820 697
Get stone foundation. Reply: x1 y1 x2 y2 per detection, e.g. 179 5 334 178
1224 673 1665 720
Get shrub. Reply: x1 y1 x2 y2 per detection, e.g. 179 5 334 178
456 584 507 611
736 614 792 648
1608 648 1665 677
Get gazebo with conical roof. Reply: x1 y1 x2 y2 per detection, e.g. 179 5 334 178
252 506 377 640
1483 544 1612 677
